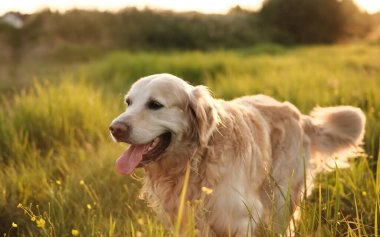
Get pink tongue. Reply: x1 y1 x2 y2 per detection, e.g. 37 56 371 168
115 144 149 175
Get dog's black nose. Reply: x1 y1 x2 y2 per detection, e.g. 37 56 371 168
109 122 130 140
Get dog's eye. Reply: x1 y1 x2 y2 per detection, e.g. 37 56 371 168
147 100 164 110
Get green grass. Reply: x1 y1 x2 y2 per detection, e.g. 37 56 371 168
1 43 379 236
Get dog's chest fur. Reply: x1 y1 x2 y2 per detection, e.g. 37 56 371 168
141 101 274 235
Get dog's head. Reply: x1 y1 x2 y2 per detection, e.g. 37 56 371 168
109 73 219 175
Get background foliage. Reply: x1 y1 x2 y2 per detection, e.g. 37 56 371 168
0 0 379 64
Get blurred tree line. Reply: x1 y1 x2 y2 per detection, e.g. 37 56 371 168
260 0 374 43
0 0 378 62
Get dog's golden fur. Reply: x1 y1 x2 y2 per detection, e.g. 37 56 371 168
111 73 365 236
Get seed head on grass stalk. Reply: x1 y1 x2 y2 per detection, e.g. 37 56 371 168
6 222 18 237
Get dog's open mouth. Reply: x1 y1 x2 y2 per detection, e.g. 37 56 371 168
115 132 171 175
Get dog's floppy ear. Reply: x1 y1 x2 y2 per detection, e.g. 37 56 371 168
188 86 219 146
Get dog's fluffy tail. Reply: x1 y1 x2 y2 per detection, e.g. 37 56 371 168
303 106 366 169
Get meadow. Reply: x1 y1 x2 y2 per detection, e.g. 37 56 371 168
0 43 379 236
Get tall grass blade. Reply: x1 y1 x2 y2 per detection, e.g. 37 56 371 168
354 194 361 237
375 145 380 237
282 170 294 234
375 201 378 237
333 166 341 236
318 184 322 237
174 161 191 237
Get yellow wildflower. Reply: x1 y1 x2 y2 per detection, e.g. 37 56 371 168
136 231 142 237
86 204 92 210
36 218 46 228
56 180 62 185
137 218 144 225
17 203 22 208
79 180 85 185
11 222 17 228
201 186 213 195
31 216 36 222
362 191 367 196
71 229 80 236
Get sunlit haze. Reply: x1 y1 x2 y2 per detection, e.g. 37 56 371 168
0 0 379 15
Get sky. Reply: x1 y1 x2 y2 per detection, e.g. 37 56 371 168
0 0 379 16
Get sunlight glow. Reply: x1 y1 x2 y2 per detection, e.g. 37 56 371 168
355 0 380 13
0 0 379 15
0 0 262 15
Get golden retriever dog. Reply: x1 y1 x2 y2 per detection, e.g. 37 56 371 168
109 73 365 236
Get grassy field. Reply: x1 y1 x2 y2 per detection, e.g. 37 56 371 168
0 43 379 236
